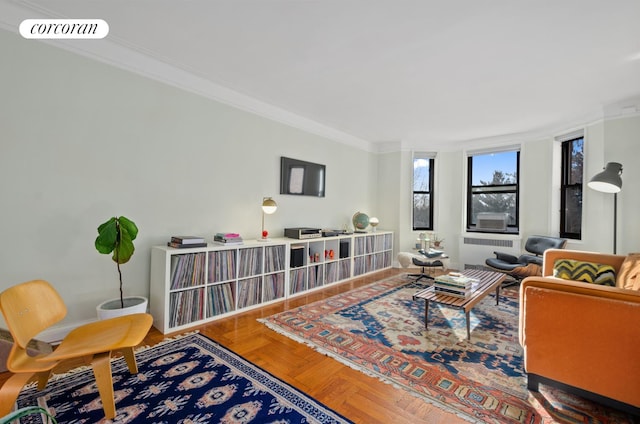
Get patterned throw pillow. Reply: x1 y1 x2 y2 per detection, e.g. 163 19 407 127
553 259 616 286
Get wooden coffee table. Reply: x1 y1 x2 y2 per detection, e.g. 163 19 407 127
412 269 506 340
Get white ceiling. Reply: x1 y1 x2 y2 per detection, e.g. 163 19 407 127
3 0 640 150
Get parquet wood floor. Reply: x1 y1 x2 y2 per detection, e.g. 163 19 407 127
0 268 467 423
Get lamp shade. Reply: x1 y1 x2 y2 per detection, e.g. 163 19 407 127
262 197 278 214
588 162 623 193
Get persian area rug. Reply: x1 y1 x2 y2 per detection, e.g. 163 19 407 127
260 276 635 424
15 333 352 424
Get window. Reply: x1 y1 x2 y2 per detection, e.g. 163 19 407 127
560 136 583 239
413 154 434 230
467 149 519 232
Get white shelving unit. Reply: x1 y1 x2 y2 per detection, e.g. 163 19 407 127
288 234 354 296
150 231 393 334
150 241 287 334
353 232 394 277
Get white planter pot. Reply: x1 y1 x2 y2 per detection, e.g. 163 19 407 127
97 296 148 320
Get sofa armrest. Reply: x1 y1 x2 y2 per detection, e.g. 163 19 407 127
542 249 626 277
519 276 640 406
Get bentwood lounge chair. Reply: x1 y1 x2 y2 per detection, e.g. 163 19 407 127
486 235 567 283
0 280 152 419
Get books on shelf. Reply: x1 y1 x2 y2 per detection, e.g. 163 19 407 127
214 232 244 245
167 241 208 248
167 235 207 249
171 236 206 244
433 272 479 298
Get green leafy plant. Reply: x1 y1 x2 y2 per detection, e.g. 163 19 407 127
94 216 138 308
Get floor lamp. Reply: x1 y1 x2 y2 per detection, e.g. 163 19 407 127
587 162 623 254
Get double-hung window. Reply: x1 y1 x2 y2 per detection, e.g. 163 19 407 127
412 153 435 230
467 149 520 232
559 135 584 239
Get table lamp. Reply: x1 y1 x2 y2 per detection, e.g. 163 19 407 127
260 197 278 241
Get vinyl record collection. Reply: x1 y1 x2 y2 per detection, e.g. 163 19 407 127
167 245 286 326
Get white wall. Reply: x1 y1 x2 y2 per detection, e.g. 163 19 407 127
579 121 608 251
2 28 638 331
374 150 406 258
381 114 640 267
0 30 376 326
602 115 640 255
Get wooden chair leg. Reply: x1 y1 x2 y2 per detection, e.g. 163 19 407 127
36 370 52 390
92 352 116 420
121 347 138 374
0 372 35 417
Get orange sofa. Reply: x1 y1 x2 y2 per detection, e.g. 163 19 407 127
519 249 640 414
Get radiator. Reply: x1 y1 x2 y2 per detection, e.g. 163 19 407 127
459 235 521 269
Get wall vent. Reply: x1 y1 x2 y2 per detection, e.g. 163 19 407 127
463 237 513 248
459 236 520 269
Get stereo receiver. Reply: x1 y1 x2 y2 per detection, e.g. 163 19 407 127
284 227 322 239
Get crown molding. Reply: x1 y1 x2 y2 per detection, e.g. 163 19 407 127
4 2 637 156
0 1 374 153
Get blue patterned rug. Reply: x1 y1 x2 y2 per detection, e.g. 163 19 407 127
15 333 352 424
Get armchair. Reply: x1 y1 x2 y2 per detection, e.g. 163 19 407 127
520 249 640 415
0 280 153 419
486 235 567 281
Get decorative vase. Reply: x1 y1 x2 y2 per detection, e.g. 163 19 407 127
96 296 148 320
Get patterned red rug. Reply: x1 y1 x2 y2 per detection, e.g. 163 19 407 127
260 275 634 423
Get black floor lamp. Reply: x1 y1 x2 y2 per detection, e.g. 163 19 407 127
587 162 623 254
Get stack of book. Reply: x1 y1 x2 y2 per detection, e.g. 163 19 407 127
214 232 243 245
167 236 207 249
433 273 478 298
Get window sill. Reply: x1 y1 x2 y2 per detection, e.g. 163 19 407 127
466 227 519 236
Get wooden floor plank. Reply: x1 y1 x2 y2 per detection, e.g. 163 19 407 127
0 268 467 423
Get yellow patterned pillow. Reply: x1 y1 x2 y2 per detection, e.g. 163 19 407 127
553 259 616 286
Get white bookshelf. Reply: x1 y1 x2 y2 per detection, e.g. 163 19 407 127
353 232 393 277
150 231 393 334
288 234 354 295
150 241 286 334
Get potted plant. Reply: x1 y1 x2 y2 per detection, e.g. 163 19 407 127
431 234 444 249
94 216 147 319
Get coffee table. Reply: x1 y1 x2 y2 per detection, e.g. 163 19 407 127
412 269 506 340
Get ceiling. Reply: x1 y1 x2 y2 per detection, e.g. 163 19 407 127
3 0 640 150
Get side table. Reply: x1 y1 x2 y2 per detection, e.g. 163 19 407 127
412 269 506 340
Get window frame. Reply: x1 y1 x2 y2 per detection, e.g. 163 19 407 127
412 155 435 231
466 149 520 233
559 136 584 240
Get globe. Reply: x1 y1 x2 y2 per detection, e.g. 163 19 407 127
352 212 370 231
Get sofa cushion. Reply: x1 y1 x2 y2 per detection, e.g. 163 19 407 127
616 253 640 291
553 259 616 286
